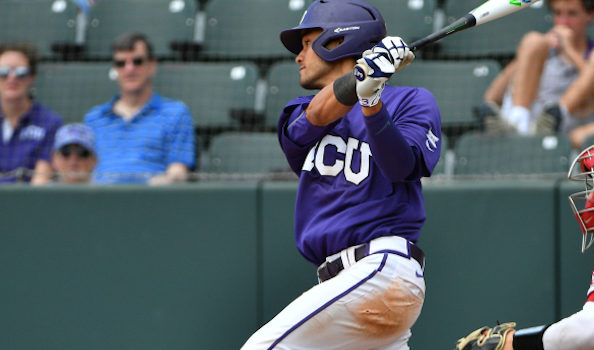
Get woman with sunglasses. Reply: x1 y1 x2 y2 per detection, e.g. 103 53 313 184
0 42 63 184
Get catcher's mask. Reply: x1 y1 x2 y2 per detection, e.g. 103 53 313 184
567 145 594 253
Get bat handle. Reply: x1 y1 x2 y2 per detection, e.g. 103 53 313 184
409 14 477 52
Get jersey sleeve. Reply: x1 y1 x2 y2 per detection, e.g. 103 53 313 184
277 96 338 174
542 302 594 350
387 87 442 176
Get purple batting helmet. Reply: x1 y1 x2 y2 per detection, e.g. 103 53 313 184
280 0 387 62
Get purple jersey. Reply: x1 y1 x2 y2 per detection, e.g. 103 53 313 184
278 86 441 265
0 102 63 183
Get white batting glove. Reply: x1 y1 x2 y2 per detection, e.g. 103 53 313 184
374 36 415 74
354 55 387 107
353 37 415 107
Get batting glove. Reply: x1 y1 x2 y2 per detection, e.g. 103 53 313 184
375 36 415 74
354 55 387 107
354 37 414 107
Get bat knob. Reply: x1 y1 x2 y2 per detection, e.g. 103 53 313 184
353 64 367 81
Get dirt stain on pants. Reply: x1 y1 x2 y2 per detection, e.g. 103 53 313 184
353 276 424 339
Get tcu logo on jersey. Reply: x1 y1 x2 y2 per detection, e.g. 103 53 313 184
302 135 372 185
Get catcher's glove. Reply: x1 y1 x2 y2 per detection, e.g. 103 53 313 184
455 322 516 350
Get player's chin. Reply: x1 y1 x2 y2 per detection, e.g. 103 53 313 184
299 77 322 90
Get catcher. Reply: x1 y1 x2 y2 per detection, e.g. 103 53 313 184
455 145 594 350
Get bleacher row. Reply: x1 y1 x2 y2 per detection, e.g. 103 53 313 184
187 130 578 179
2 0 590 179
0 0 562 61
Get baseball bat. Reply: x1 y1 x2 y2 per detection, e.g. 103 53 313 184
353 0 542 80
408 0 542 52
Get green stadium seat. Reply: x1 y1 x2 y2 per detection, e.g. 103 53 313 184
264 60 317 130
155 61 261 132
439 0 551 58
84 0 197 59
202 132 290 174
0 0 78 59
454 132 572 176
34 62 117 123
366 0 435 44
388 59 501 129
201 0 305 60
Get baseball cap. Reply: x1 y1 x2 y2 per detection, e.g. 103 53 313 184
53 123 96 154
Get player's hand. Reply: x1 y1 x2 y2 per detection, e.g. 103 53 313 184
358 36 415 79
354 53 388 107
353 37 414 107
376 36 415 73
454 322 516 350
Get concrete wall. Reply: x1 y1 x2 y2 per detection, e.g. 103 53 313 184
0 180 590 349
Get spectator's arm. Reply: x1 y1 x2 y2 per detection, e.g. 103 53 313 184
148 162 188 185
30 159 53 185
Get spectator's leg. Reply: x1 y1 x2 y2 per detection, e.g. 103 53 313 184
484 60 517 106
511 31 549 109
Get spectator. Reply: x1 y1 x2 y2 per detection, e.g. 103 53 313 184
544 52 594 148
0 42 63 184
84 32 195 184
478 0 594 135
51 123 97 183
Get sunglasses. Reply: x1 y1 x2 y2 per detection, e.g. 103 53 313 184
113 57 147 68
0 66 31 79
59 145 91 159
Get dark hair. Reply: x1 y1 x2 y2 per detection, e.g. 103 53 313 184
547 0 594 13
0 41 39 75
111 32 155 59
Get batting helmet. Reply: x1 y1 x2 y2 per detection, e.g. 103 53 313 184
568 145 594 253
280 0 387 62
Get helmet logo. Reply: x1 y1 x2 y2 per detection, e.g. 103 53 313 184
298 10 307 25
334 26 361 33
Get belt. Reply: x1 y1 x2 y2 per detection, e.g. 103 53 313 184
317 236 425 282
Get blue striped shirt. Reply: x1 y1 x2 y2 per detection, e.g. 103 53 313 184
85 93 195 184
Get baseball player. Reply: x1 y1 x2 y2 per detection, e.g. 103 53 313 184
241 0 441 349
454 146 594 350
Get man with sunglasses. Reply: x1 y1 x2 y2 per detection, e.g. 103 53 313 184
0 42 63 184
84 32 195 184
51 123 97 183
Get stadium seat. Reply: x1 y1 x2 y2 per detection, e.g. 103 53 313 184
201 0 306 60
388 59 501 129
202 132 290 174
0 0 79 59
264 60 317 130
34 62 117 123
366 0 435 44
438 0 551 59
454 132 572 176
155 61 261 132
84 0 197 59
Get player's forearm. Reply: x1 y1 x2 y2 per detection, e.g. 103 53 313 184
305 80 354 126
279 110 332 174
363 104 416 181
